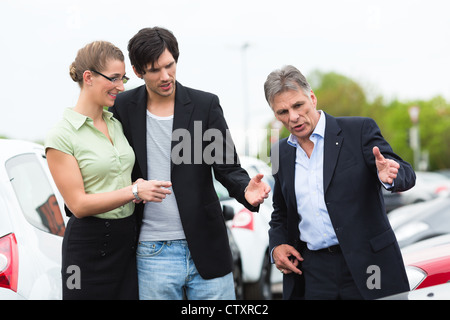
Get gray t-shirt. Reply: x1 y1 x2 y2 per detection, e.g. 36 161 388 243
139 110 185 241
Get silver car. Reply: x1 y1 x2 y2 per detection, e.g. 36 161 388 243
0 139 66 299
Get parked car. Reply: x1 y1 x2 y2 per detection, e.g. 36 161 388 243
389 193 450 248
400 171 450 205
382 171 450 214
380 283 450 300
214 156 281 299
437 169 450 179
0 139 66 299
381 235 450 299
401 233 450 254
382 188 405 213
401 234 450 290
403 242 450 290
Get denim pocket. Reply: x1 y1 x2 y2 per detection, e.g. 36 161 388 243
136 241 165 257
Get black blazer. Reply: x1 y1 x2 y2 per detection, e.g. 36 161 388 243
269 112 416 299
110 82 256 279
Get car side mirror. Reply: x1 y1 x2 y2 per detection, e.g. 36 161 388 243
222 204 235 221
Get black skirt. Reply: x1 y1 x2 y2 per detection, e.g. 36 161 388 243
61 214 138 300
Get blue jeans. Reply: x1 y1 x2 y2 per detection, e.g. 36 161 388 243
136 240 235 300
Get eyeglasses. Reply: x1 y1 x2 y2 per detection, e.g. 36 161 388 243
90 70 129 85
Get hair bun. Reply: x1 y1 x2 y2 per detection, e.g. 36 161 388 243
69 63 78 82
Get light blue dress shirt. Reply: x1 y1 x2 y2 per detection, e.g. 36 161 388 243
287 111 339 250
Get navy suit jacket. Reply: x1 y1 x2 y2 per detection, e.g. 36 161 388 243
269 112 416 299
110 82 256 279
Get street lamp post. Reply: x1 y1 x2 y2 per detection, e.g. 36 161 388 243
408 106 421 170
241 42 250 156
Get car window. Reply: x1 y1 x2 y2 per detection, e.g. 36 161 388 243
213 179 231 200
5 153 65 237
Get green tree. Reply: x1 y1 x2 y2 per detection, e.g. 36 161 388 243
371 99 413 166
415 96 450 170
309 70 368 117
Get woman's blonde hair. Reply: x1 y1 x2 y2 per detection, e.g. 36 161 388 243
69 41 124 87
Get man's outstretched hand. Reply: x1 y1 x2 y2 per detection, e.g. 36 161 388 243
373 146 400 185
244 174 271 206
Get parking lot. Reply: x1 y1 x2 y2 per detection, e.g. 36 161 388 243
2 139 450 299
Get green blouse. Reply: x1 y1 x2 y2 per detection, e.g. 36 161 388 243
45 108 135 219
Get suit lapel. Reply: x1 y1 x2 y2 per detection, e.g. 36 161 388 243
171 82 194 171
129 86 149 179
323 113 343 193
279 141 297 211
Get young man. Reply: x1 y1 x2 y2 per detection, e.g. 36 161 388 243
110 27 270 300
264 65 416 299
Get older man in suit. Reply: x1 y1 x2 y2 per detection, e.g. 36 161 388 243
265 65 415 300
110 27 270 300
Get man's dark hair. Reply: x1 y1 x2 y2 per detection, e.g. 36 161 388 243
128 27 180 75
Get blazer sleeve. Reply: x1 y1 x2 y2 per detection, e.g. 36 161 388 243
361 118 416 192
268 139 294 253
206 95 258 212
268 169 289 251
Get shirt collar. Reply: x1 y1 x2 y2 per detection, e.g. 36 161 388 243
287 110 326 147
64 108 114 130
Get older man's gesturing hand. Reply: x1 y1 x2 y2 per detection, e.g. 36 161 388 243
373 146 400 185
272 244 303 275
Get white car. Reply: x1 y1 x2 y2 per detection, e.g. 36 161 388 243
0 139 66 299
214 156 282 299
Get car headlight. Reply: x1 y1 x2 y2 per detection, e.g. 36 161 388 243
405 266 427 290
395 221 430 242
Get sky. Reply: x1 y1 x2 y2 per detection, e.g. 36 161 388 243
1 0 449 155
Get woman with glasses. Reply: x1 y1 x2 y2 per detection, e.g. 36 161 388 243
45 41 172 299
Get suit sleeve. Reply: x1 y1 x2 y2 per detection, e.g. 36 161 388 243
268 168 289 252
207 95 258 212
361 118 416 192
